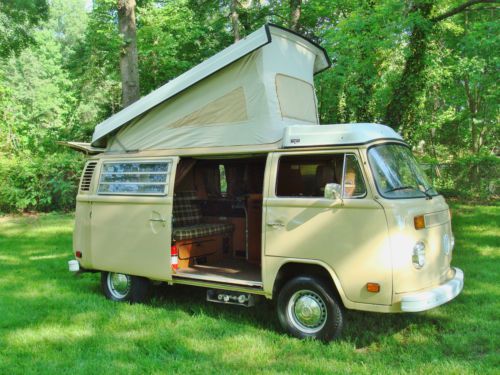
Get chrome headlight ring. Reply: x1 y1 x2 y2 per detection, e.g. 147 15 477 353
412 241 426 269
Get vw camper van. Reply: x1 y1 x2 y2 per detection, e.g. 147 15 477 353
67 24 463 341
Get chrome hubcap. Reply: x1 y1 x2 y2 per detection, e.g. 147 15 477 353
287 290 327 333
107 273 131 299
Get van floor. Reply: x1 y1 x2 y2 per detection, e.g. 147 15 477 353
173 258 262 288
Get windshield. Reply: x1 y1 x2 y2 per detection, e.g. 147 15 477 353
368 144 438 199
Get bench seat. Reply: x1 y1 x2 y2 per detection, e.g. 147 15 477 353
173 222 234 241
172 191 234 242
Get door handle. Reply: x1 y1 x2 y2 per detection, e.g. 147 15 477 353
267 222 285 229
150 211 167 232
149 218 167 223
149 218 167 228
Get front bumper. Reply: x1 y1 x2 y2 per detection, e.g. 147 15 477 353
399 267 464 312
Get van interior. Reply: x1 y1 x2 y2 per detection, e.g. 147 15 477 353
171 156 266 287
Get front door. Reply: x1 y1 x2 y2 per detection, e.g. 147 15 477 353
263 151 392 305
90 157 178 281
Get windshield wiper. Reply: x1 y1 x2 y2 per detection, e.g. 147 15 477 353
385 185 418 193
422 186 434 200
385 185 432 199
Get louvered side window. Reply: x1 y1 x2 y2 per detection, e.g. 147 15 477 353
97 160 171 196
80 161 97 192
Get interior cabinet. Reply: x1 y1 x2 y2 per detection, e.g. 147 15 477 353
247 194 262 265
177 236 222 268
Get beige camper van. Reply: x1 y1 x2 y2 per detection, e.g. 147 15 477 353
67 24 463 341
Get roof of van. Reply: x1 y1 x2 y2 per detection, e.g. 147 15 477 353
91 24 330 149
76 123 402 157
283 124 403 148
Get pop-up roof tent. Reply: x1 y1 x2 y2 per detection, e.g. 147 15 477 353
86 24 330 153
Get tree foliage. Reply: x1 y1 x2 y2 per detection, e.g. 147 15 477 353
0 0 49 57
0 0 498 212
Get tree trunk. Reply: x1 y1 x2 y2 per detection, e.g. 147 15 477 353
384 2 433 133
289 0 302 31
230 0 240 43
117 0 140 107
463 76 484 154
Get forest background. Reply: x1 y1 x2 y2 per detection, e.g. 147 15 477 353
0 0 498 213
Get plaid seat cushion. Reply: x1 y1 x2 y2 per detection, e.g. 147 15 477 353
173 222 234 241
173 191 202 226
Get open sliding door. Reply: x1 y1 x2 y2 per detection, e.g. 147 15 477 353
89 157 179 281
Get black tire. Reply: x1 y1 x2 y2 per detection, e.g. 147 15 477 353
101 271 151 303
277 276 344 341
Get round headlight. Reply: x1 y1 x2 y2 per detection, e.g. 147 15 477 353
412 241 426 269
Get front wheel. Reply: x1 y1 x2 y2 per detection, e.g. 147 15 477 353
101 271 151 303
277 276 344 341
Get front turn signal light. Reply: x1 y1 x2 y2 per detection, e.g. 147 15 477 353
366 283 380 293
414 215 425 230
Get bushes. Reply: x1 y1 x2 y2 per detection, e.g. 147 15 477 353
0 151 497 214
421 155 499 200
0 152 85 213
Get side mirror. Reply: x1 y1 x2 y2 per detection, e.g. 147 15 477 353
324 183 342 200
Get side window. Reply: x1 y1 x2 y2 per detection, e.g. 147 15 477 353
219 164 227 196
97 160 171 195
343 154 366 198
276 154 344 197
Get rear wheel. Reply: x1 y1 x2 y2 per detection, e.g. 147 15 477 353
277 276 343 341
101 272 151 303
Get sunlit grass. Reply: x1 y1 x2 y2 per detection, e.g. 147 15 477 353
0 206 498 374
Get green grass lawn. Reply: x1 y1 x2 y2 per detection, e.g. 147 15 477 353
0 204 498 374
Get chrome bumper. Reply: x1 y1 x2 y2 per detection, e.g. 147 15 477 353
400 267 464 312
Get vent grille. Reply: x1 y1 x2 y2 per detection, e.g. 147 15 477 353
80 162 97 192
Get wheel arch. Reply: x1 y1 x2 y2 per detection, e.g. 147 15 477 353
271 260 349 308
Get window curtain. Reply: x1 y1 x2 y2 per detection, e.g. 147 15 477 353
203 165 221 197
174 159 196 188
226 165 246 197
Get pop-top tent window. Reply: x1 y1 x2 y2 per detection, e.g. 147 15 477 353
276 74 317 123
169 87 248 128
